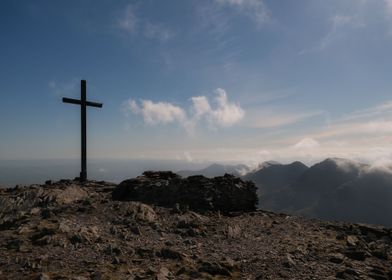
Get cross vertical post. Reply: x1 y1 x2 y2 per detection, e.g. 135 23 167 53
80 80 87 181
62 80 103 182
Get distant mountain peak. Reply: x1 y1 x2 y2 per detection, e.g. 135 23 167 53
291 161 308 167
177 163 250 178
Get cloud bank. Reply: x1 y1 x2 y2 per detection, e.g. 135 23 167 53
124 88 244 134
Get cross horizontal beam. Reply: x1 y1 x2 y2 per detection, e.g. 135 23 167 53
62 97 103 108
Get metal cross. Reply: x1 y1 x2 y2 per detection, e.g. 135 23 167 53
62 80 103 182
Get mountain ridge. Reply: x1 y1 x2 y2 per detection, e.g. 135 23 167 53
255 158 392 227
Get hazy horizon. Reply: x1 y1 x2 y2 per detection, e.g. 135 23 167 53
1 155 390 188
0 158 214 187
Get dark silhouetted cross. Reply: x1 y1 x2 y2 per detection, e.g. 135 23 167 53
62 80 103 182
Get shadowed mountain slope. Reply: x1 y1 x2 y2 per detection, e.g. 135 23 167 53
315 168 392 227
243 161 308 195
258 158 392 227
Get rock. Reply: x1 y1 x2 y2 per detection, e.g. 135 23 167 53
109 225 118 235
282 254 296 268
346 235 358 247
0 216 21 230
73 277 88 280
41 208 51 219
36 273 50 280
130 225 141 235
49 185 88 204
58 220 100 245
90 272 102 280
73 226 99 244
336 268 360 279
126 202 157 223
6 238 22 250
368 273 388 280
33 235 52 246
113 172 257 213
227 225 241 238
336 233 345 240
30 208 40 215
370 246 389 260
58 220 72 234
157 248 183 260
344 248 368 261
328 253 345 264
30 225 56 246
69 234 84 244
156 267 170 280
177 211 208 229
105 244 122 256
369 242 389 260
198 261 231 276
136 247 155 258
112 256 121 265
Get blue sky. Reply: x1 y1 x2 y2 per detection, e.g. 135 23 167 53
1 0 392 165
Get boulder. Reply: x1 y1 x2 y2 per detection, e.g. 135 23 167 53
112 171 258 213
126 202 157 223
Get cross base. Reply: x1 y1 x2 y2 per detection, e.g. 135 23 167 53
79 171 87 182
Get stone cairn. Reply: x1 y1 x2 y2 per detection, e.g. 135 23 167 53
112 171 258 213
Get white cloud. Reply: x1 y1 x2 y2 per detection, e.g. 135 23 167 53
191 96 211 118
309 100 392 140
118 5 138 33
129 100 141 114
319 15 352 50
332 15 353 27
303 119 392 141
144 22 175 42
209 88 245 127
124 89 244 134
367 157 392 173
131 100 187 126
247 110 323 128
340 100 392 121
299 13 364 54
215 0 270 26
117 5 174 42
294 138 320 150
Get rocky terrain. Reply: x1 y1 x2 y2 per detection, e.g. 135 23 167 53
0 172 391 279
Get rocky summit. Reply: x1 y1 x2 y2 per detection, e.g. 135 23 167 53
0 173 391 279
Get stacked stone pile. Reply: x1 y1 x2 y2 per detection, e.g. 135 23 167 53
112 171 258 213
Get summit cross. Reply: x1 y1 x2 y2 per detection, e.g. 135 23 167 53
62 80 103 182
